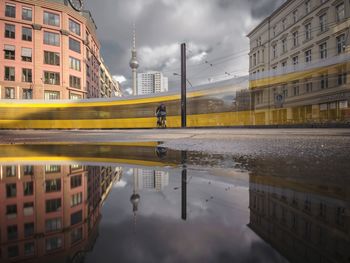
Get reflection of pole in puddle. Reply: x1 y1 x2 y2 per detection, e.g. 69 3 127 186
181 151 187 221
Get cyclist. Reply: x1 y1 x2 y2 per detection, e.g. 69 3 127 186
156 103 167 128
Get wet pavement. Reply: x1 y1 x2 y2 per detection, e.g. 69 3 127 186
0 131 349 263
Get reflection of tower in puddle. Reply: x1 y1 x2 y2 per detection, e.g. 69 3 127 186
130 168 140 232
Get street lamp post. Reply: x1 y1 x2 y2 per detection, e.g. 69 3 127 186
181 43 187 128
173 73 193 88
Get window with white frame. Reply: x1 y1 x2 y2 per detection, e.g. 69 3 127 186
319 13 327 32
319 42 327 59
336 3 345 22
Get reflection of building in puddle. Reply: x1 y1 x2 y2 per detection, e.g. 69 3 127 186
248 175 350 263
0 164 122 263
133 168 169 192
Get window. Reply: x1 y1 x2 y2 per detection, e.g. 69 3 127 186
305 49 312 63
293 9 298 23
292 56 298 66
293 31 298 47
69 38 81 53
319 42 327 59
44 51 60 65
71 192 83 207
305 0 311 14
71 227 83 244
46 218 62 232
44 71 60 85
305 23 311 40
23 165 34 175
337 34 346 54
23 181 34 195
46 198 62 213
306 80 313 93
70 75 81 89
336 207 345 226
71 210 82 225
6 183 17 198
45 179 61 192
24 242 35 256
338 70 347 86
4 45 15 60
71 175 82 188
282 38 287 53
272 45 277 58
45 165 61 173
22 7 32 21
69 57 81 71
320 74 328 89
5 24 15 38
5 67 15 81
24 202 34 216
6 204 17 217
336 3 345 22
273 25 276 37
5 166 16 176
7 225 18 240
22 27 32 41
69 19 81 35
5 4 16 18
46 237 62 252
24 222 34 237
70 93 82 100
282 84 288 98
44 91 60 100
8 246 19 258
293 82 299 96
319 13 327 33
22 88 32 99
44 31 60 46
21 47 32 62
282 18 286 30
43 11 60 27
22 68 32 83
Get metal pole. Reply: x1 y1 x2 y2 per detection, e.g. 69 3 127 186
181 43 187 128
181 150 187 220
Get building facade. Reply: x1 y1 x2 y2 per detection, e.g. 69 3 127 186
100 58 122 98
248 0 350 125
137 72 168 95
0 0 101 100
0 163 122 262
249 174 350 262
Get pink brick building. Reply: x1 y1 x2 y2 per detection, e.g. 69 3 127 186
0 0 101 99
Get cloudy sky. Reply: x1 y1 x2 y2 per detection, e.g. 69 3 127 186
85 0 286 94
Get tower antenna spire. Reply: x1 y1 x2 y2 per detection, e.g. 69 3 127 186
129 23 139 96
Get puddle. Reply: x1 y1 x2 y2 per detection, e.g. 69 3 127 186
0 144 349 263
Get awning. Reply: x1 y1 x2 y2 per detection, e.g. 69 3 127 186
22 48 32 57
4 45 15 51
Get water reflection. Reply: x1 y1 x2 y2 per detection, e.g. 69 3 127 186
0 164 122 263
0 144 349 263
249 174 350 263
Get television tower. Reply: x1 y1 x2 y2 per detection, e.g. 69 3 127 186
129 24 139 96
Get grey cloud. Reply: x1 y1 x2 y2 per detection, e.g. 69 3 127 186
85 0 286 91
248 0 287 19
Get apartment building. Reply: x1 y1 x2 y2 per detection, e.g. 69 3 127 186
0 164 122 262
100 58 122 98
137 72 168 95
249 174 350 262
0 0 101 100
248 0 350 125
